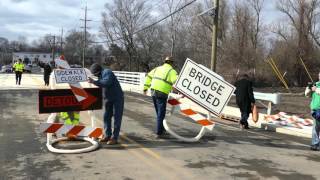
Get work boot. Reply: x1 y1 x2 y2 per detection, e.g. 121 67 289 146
107 139 118 145
310 145 320 151
239 124 244 130
99 136 111 143
156 133 170 139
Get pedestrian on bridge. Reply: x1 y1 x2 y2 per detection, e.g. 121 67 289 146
88 63 124 145
144 56 178 138
305 72 320 151
234 73 255 129
13 59 24 85
43 63 52 86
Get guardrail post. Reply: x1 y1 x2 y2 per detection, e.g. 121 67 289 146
267 102 272 115
139 73 145 93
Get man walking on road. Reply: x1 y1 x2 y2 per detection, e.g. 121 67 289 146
234 73 255 129
13 59 24 85
88 63 124 145
43 63 52 86
305 72 320 151
143 56 178 138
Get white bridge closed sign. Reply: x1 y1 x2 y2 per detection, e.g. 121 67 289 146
174 58 235 115
54 68 88 84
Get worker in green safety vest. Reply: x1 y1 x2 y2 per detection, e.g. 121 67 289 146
143 56 178 138
60 111 80 125
13 59 25 85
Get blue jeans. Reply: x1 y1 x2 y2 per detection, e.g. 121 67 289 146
152 96 167 135
103 98 124 140
311 111 320 146
240 111 250 127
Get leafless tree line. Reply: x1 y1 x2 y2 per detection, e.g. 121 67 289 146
2 0 320 87
99 0 320 86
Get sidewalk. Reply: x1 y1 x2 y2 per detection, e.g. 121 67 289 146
179 97 312 139
0 73 45 90
221 106 312 138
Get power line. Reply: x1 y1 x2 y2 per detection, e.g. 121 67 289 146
91 0 197 44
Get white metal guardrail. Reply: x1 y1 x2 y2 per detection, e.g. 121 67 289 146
253 92 280 115
114 71 146 94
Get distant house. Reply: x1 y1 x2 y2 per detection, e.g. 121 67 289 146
12 52 58 65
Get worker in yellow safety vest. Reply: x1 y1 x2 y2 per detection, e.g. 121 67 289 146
60 111 80 125
13 59 25 85
143 56 178 137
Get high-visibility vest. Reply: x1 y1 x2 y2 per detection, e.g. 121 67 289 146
13 63 24 72
60 112 80 125
310 82 320 110
144 63 178 95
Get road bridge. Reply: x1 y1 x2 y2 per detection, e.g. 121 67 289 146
0 73 319 179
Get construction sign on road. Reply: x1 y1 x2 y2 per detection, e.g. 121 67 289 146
54 68 88 84
174 58 235 115
39 88 102 113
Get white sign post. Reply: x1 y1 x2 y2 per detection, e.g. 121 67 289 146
54 68 88 84
174 58 235 115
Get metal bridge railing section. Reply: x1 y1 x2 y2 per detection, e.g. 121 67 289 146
114 71 146 93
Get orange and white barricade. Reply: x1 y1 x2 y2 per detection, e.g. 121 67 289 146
40 123 103 138
43 56 101 154
163 93 215 142
264 112 313 129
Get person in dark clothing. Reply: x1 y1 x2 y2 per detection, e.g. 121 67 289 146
88 63 124 145
234 74 255 129
43 63 52 86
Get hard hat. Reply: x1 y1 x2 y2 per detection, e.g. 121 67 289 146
164 56 173 62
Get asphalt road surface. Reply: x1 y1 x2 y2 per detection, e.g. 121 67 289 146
0 89 320 180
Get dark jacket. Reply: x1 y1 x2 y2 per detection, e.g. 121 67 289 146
92 68 123 101
44 64 52 77
234 78 255 113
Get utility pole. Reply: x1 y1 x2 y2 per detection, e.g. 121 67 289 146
211 0 219 71
80 4 91 68
51 35 56 63
60 28 64 54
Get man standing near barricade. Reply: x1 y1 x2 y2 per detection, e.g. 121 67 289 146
88 63 124 145
305 73 320 151
143 56 178 138
13 59 24 85
234 73 255 129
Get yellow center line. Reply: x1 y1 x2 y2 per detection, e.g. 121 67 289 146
82 111 162 159
81 111 193 179
119 143 177 180
120 133 161 159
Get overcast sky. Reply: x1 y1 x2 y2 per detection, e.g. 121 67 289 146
0 0 105 42
0 0 281 43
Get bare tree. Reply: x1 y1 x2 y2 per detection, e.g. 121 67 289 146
164 0 186 57
276 0 320 85
101 0 150 71
136 25 166 71
249 0 264 50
